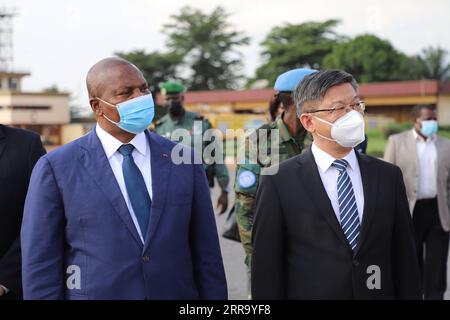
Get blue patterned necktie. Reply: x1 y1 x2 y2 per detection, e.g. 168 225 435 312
331 159 360 251
118 144 151 240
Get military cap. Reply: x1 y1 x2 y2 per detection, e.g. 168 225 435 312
159 81 185 95
274 68 318 92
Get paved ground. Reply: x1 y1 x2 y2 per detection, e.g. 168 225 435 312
212 165 450 300
446 258 450 300
212 165 248 300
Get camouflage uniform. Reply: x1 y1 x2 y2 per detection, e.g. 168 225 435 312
234 113 312 266
155 110 230 189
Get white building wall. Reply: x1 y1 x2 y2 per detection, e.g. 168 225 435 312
8 94 70 125
0 94 12 123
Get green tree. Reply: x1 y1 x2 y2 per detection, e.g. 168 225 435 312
163 6 250 90
115 50 183 122
415 46 450 80
322 34 418 83
115 50 182 92
251 19 342 86
43 84 62 94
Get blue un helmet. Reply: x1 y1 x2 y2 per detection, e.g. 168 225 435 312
270 68 318 120
274 68 318 92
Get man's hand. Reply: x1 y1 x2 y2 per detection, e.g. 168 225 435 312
0 286 5 297
216 190 229 215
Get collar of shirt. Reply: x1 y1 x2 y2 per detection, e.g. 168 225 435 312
277 113 305 147
412 128 436 143
95 124 147 159
311 142 358 174
275 114 293 143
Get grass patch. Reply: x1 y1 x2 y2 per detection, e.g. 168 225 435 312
366 130 387 158
367 127 450 158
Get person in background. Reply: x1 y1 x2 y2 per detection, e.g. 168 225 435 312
234 68 317 297
0 124 45 300
269 95 284 121
154 82 230 214
384 104 450 299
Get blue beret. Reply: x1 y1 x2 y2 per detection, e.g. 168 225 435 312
274 68 318 92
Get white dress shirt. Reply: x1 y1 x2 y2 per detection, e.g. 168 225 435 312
412 129 437 200
96 125 153 243
311 143 365 223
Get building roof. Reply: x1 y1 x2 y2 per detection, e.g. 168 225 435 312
8 91 70 97
183 88 275 104
0 71 31 78
156 80 450 105
359 80 444 97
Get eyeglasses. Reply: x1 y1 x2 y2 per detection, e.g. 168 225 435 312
308 101 365 115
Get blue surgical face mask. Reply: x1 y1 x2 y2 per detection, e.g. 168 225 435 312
420 120 438 137
97 94 155 134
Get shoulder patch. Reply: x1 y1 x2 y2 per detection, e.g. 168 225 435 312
237 170 257 189
260 122 275 130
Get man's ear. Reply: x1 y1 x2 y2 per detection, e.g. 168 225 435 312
300 114 315 133
90 98 102 116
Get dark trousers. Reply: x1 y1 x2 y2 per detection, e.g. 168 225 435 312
412 198 449 300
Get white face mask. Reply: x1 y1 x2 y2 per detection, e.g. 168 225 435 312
313 110 365 148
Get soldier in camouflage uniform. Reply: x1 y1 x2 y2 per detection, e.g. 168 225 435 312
155 81 230 213
234 69 318 272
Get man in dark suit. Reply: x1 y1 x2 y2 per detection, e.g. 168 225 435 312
21 57 227 300
251 70 422 299
0 125 45 299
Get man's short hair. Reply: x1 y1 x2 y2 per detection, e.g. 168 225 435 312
294 70 358 116
411 104 436 120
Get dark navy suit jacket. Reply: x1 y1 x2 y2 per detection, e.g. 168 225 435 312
0 125 45 299
21 128 227 300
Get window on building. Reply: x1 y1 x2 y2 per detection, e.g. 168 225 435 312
8 78 18 90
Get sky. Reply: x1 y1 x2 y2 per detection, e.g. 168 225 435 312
2 0 450 110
